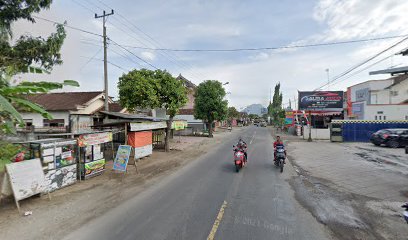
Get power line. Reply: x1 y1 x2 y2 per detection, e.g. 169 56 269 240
109 39 159 70
94 0 209 80
73 0 205 80
117 34 408 52
33 15 102 37
314 36 408 90
80 47 103 71
79 56 129 71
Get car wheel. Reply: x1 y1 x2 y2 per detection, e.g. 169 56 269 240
373 142 381 146
387 140 399 148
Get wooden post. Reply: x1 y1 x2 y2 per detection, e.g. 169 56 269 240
124 123 128 145
133 148 139 174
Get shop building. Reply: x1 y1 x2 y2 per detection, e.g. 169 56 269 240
347 67 408 121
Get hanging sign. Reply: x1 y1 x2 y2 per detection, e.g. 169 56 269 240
78 132 112 147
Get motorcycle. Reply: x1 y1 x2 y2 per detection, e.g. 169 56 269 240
274 146 285 173
233 146 246 172
402 202 408 224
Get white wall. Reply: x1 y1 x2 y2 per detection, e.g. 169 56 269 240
350 79 393 102
21 111 70 127
302 126 330 140
364 104 408 121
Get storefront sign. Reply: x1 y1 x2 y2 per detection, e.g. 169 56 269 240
78 132 112 147
172 120 188 130
113 145 132 172
298 91 343 111
130 122 167 131
84 159 105 177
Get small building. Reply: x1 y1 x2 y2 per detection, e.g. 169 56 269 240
19 91 126 135
346 68 408 121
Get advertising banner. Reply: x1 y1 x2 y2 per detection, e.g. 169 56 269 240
298 91 343 111
78 132 112 147
84 159 105 177
113 145 132 172
352 102 365 119
172 120 188 130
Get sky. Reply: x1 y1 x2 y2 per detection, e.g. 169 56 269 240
12 0 408 111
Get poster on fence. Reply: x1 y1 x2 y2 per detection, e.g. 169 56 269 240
113 145 132 172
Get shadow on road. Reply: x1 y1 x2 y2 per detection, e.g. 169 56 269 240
221 162 238 173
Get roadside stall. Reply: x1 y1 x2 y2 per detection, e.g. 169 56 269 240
77 131 113 180
27 138 78 192
128 121 166 157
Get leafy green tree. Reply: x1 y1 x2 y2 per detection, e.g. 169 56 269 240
268 83 285 125
0 1 79 135
248 114 258 120
227 106 239 126
194 80 228 137
118 69 187 152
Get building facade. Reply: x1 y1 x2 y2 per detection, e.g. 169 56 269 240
347 74 408 121
20 91 126 134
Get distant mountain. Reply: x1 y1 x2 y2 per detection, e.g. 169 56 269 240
243 104 267 116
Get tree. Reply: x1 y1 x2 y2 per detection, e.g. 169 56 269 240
248 114 258 120
0 1 79 135
227 106 239 126
118 69 187 152
268 83 285 125
194 80 228 138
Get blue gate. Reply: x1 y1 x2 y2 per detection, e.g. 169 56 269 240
332 120 408 142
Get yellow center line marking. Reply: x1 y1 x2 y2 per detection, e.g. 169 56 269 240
207 200 228 240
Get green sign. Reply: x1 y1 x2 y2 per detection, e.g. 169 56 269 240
84 159 105 177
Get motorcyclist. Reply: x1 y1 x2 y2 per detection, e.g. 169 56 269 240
273 136 286 164
235 138 248 161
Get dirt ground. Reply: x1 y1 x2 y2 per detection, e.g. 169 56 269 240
271 128 408 240
0 128 243 240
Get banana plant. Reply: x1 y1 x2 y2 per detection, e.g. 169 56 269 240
0 69 79 134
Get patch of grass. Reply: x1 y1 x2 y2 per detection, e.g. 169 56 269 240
0 159 11 172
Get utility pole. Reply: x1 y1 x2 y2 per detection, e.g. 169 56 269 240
95 9 114 112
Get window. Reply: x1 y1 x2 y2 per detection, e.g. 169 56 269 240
383 116 386 120
23 119 33 127
379 116 382 120
43 119 65 128
377 111 383 114
375 116 377 120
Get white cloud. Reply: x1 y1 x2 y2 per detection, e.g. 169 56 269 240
141 51 156 61
313 0 408 41
185 24 241 38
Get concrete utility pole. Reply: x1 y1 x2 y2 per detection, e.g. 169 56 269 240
95 9 114 112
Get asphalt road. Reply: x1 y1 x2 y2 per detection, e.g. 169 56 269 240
64 126 330 240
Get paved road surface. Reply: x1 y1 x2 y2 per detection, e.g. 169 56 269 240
64 127 330 240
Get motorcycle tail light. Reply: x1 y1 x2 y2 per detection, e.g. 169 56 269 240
382 134 389 138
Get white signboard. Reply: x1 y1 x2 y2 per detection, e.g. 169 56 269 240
130 122 167 131
5 159 47 201
134 145 153 159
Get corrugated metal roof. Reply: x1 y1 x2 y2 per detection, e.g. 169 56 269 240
369 66 408 75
